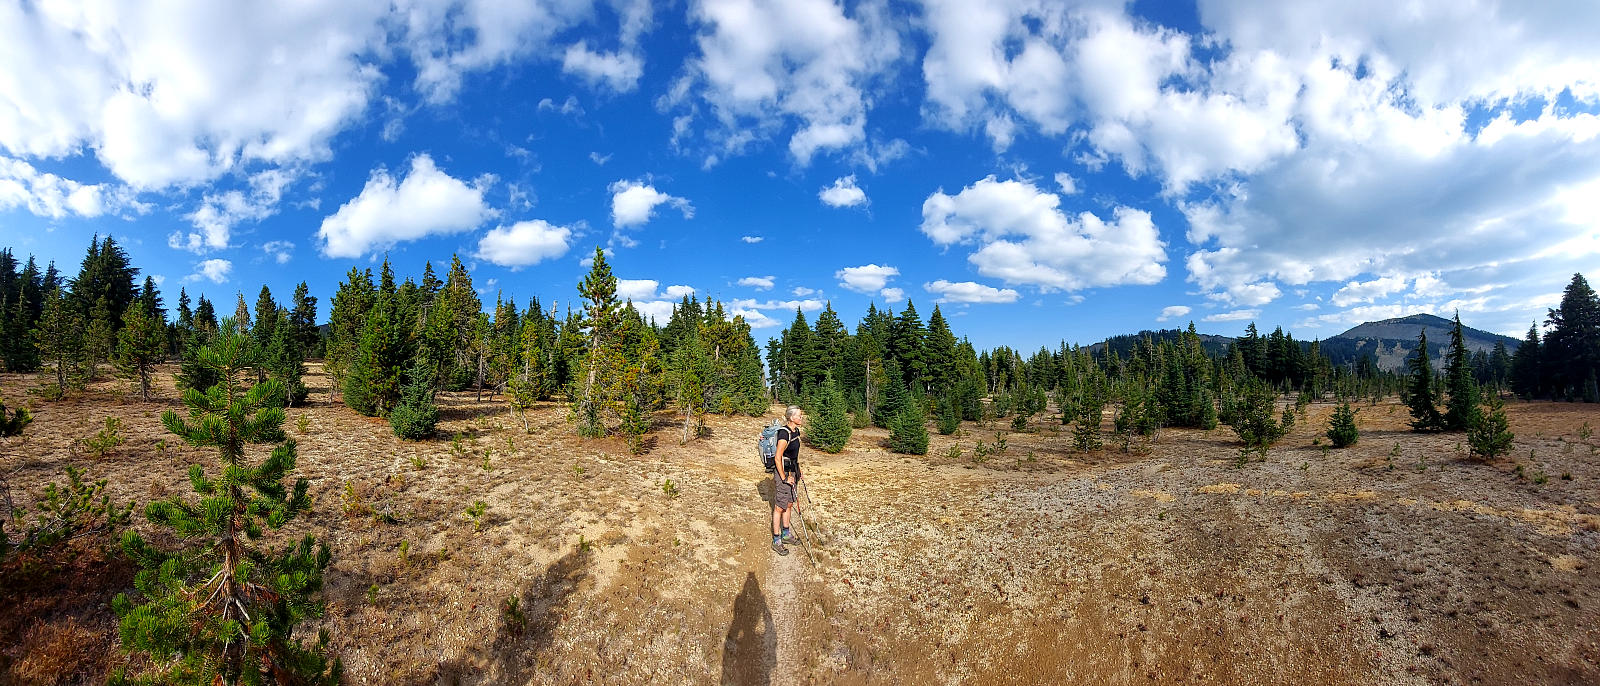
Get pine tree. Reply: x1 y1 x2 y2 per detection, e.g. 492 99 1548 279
1467 395 1515 461
573 248 624 437
0 396 31 437
1442 312 1480 431
1228 380 1285 450
33 286 86 394
116 302 167 401
389 354 440 441
253 285 280 351
325 267 375 398
871 359 908 428
85 294 116 379
887 399 928 455
1405 330 1445 432
935 391 960 435
343 292 406 417
1544 274 1600 401
666 328 710 444
1326 402 1358 448
807 376 853 453
1511 323 1542 399
1072 395 1104 452
289 282 320 358
264 317 309 408
113 322 338 685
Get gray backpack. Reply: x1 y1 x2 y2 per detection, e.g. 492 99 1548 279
757 419 783 473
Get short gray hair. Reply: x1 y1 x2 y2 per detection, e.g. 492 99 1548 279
785 405 802 421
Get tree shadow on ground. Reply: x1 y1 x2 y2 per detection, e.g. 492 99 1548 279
424 547 592 684
720 571 775 686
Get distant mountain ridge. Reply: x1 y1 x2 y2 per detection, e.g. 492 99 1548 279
1320 313 1519 371
1084 314 1517 374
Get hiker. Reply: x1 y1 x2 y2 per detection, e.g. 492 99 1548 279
771 405 804 555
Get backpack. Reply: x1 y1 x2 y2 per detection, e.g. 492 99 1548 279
757 419 783 473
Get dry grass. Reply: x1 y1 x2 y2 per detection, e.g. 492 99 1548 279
3 364 1600 684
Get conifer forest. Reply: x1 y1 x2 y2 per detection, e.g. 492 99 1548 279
4 235 1600 684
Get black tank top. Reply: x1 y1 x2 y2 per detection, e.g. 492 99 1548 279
776 427 800 475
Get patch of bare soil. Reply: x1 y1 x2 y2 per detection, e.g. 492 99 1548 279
3 365 1599 684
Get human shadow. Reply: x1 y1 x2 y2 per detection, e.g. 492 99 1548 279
719 571 776 686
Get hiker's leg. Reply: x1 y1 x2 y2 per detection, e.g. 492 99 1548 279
772 503 784 536
781 502 792 530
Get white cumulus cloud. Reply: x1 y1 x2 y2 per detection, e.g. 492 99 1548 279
920 176 1167 291
835 264 899 293
1157 305 1191 322
185 259 232 284
819 175 867 207
609 180 693 229
475 219 573 269
317 154 493 259
738 276 775 290
923 279 1020 304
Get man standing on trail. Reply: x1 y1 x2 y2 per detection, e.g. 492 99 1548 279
772 405 805 556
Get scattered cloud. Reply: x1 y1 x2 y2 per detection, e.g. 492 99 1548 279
923 279 1020 304
1203 308 1259 323
664 284 696 298
835 264 898 293
475 219 573 269
819 175 867 208
729 298 825 313
562 42 644 93
175 168 297 253
0 156 142 219
1053 172 1078 195
616 278 661 300
317 154 493 258
791 286 816 297
920 176 1167 291
666 0 902 165
184 258 232 284
880 287 905 304
261 240 295 264
1157 305 1191 322
589 152 612 165
1332 275 1409 307
609 179 692 230
738 275 775 290
741 235 764 243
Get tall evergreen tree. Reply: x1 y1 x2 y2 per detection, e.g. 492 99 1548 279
253 285 280 351
1442 312 1480 431
343 292 406 417
924 305 958 393
573 248 624 437
806 376 853 452
113 323 338 684
889 300 928 389
324 267 375 397
85 294 116 378
1544 273 1600 401
33 286 86 393
116 301 167 401
264 316 309 408
1405 330 1445 432
1511 323 1542 399
289 282 320 358
70 234 139 334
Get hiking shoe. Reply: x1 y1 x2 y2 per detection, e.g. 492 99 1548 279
782 532 801 546
771 540 789 556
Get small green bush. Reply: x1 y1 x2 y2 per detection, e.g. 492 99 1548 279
1326 402 1359 448
888 402 929 455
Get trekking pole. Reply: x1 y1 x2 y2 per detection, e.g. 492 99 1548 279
790 503 818 567
799 478 823 539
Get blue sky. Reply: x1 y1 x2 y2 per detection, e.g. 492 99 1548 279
2 0 1598 353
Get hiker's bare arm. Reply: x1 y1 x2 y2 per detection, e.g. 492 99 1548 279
775 438 789 481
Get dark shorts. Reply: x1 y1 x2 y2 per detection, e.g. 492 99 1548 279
774 477 796 509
